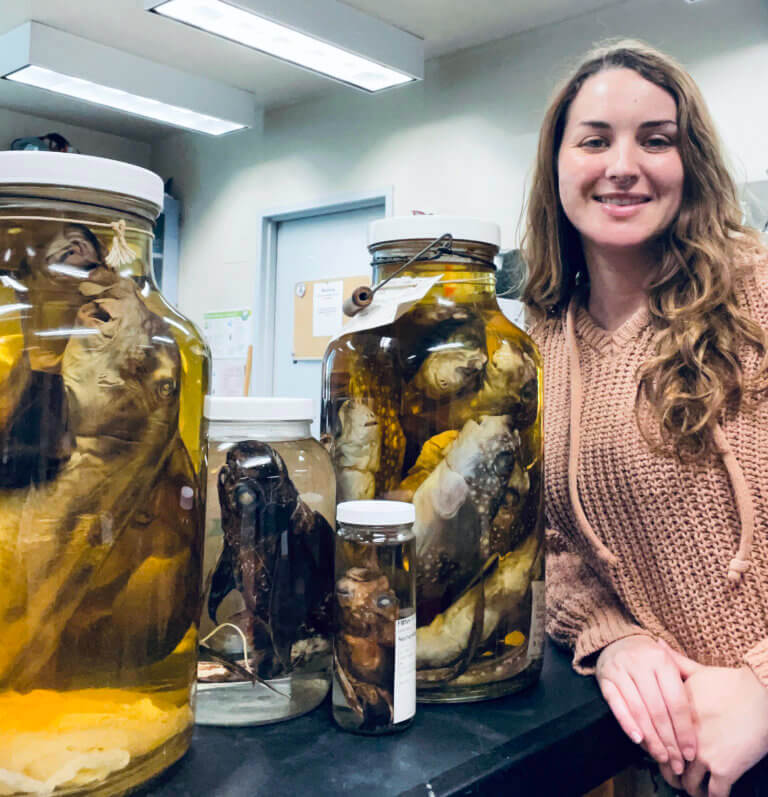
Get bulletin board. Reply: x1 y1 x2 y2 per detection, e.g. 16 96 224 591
293 275 369 359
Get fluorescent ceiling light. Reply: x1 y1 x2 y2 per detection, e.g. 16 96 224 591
7 66 244 135
147 0 424 93
0 22 258 135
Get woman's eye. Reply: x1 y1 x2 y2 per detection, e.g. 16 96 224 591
645 136 673 150
580 137 608 149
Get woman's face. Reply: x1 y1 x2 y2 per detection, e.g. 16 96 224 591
557 68 684 262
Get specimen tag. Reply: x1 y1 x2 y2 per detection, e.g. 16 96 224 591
334 276 442 339
393 612 416 723
527 580 546 660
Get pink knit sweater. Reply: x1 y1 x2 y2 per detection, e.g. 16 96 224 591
530 251 768 687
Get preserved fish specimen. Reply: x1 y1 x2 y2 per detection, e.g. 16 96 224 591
0 156 207 795
323 217 543 702
207 440 334 679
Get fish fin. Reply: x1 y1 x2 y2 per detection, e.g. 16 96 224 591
334 650 365 722
207 545 236 623
417 573 488 685
199 642 289 698
430 469 469 519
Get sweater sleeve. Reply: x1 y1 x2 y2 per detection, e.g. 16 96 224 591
546 526 652 674
744 637 768 689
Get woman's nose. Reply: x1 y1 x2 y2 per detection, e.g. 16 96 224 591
604 141 640 184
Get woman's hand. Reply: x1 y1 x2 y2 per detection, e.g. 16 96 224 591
595 635 696 775
661 642 768 797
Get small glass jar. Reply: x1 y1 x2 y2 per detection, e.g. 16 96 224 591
198 397 335 725
333 500 416 735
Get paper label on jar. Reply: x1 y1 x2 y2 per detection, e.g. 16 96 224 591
527 580 546 660
333 276 442 339
393 612 416 724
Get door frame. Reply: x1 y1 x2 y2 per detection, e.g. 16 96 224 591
254 188 393 395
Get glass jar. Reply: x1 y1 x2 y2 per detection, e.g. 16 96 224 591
199 397 335 725
322 216 544 703
0 152 209 795
333 500 417 735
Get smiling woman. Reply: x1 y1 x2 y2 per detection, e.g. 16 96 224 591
556 71 683 261
521 39 768 797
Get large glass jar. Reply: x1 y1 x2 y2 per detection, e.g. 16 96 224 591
199 397 334 725
322 216 544 703
0 152 209 795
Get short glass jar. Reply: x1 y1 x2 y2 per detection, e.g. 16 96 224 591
198 397 335 725
333 500 417 735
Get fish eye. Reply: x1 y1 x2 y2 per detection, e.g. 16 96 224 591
376 594 394 609
234 484 257 506
521 380 537 403
493 451 515 476
156 378 177 399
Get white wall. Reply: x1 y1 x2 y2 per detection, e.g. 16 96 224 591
0 107 152 168
151 0 768 332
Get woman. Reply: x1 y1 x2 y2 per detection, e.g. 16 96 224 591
523 40 768 797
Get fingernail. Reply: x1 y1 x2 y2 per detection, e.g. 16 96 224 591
672 759 683 776
683 747 695 762
631 732 642 744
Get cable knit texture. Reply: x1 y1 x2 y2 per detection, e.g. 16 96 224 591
530 251 768 686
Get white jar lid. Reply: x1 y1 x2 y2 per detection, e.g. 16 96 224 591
204 396 314 422
368 216 501 248
0 151 164 214
337 500 416 526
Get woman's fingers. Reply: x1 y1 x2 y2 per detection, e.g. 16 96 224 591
630 668 684 773
681 759 709 797
598 677 643 744
658 761 682 791
656 666 697 763
610 670 669 763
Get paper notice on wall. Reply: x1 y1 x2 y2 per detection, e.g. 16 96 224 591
211 357 247 396
203 309 252 396
312 280 344 337
203 309 252 359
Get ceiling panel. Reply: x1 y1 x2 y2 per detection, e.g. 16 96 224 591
0 0 629 141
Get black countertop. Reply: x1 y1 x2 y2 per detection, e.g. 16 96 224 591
139 640 641 797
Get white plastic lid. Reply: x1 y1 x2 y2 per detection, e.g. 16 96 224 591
368 216 501 249
337 500 416 526
204 396 314 422
0 151 164 214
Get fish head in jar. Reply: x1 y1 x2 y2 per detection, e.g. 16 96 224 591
444 415 519 502
61 276 180 445
335 567 398 643
217 441 299 546
43 223 104 278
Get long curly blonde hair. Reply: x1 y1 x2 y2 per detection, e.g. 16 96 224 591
522 38 767 460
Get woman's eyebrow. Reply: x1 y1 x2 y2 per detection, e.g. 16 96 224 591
576 120 611 128
639 119 677 128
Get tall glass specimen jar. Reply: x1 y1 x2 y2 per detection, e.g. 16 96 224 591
0 152 209 795
199 397 334 725
322 216 544 703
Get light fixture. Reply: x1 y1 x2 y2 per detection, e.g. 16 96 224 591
146 0 424 93
0 22 258 135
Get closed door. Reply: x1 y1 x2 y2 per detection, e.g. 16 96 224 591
272 204 385 437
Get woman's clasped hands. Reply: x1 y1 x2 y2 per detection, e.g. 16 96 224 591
596 635 768 797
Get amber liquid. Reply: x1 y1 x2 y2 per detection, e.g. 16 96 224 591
332 529 416 734
0 210 207 795
323 264 544 701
